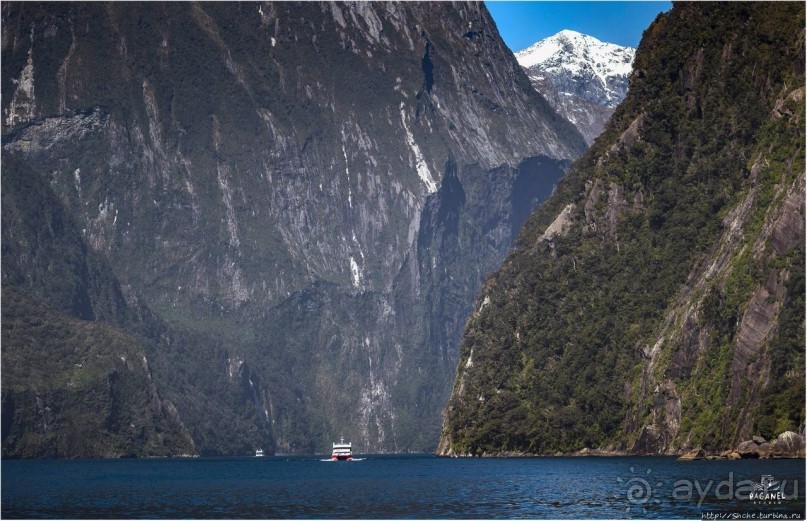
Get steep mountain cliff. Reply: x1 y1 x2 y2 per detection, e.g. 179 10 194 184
516 30 635 145
1 2 586 456
439 2 805 457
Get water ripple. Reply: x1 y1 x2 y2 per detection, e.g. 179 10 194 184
2 456 804 519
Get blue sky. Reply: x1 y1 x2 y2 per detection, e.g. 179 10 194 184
486 2 672 51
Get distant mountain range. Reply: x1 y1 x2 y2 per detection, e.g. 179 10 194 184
516 30 636 144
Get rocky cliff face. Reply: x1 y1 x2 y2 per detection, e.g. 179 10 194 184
1 2 586 455
515 30 636 145
439 2 805 457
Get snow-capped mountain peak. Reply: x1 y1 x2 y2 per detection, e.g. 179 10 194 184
515 30 635 106
513 30 636 145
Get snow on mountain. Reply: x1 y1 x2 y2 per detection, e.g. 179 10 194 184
516 30 635 106
515 30 636 144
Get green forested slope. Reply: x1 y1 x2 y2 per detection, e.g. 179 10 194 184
1 288 196 458
439 2 805 456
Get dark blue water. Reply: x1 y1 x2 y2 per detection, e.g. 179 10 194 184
2 455 804 519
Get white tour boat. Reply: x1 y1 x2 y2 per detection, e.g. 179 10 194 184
331 438 352 461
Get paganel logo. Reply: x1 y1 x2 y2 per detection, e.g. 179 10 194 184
749 475 787 505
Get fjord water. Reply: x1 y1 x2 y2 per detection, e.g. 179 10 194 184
2 456 804 519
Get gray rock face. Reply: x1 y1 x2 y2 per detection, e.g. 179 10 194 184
1 2 585 455
678 432 807 461
737 440 760 457
772 431 805 456
723 432 806 459
515 30 635 145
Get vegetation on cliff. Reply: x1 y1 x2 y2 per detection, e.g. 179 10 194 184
439 2 805 456
1 288 196 458
2 153 266 457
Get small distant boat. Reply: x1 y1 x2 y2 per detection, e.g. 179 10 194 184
255 449 265 457
331 437 352 461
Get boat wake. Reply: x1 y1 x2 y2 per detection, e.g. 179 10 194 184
319 458 365 462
